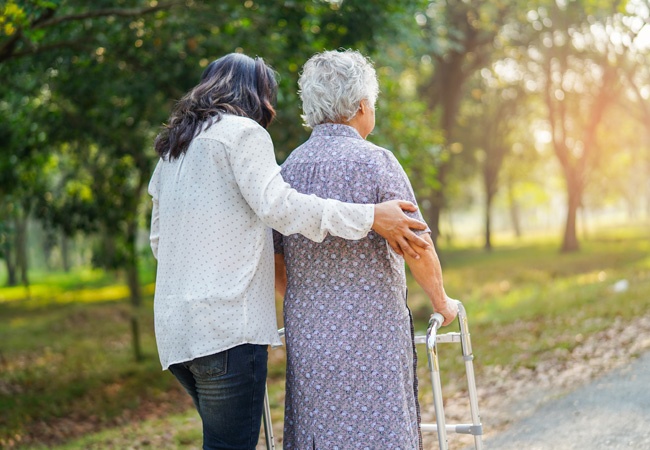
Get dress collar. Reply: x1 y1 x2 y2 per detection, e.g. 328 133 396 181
311 123 363 140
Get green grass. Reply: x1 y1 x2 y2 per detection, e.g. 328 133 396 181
23 410 203 450
2 225 650 449
0 269 182 450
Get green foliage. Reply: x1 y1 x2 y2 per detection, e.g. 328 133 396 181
372 53 445 198
3 0 649 272
1 1 60 40
1 0 418 259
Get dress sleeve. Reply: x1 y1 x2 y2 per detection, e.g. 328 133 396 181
225 121 374 242
147 159 162 259
377 151 431 235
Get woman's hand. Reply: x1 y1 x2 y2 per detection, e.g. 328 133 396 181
436 298 459 327
372 200 429 259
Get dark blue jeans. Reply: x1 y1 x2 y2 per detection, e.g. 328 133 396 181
169 344 268 450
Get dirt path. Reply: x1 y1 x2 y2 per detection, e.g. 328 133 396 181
484 351 650 449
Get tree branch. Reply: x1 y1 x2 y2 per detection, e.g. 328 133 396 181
32 1 185 30
7 39 88 60
0 1 184 62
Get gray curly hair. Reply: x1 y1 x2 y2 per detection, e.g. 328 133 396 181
298 49 379 128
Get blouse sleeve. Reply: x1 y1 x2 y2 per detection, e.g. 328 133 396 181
147 159 162 259
225 120 374 242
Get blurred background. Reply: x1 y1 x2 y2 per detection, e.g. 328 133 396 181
1 1 650 449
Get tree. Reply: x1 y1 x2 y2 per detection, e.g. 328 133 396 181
620 1 650 217
525 1 629 252
0 66 58 286
458 67 528 250
413 0 517 245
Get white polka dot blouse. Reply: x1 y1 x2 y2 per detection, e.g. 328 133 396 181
147 114 374 370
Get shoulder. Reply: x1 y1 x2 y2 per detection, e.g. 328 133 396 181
199 114 271 146
285 135 398 167
351 139 402 172
365 140 399 162
221 114 267 133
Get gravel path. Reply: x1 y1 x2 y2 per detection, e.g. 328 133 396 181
483 351 650 449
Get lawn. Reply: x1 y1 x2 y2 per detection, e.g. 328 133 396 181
2 225 649 449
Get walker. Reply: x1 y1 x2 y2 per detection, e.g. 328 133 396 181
417 300 484 449
262 300 484 449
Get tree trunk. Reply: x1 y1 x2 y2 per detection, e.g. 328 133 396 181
425 157 451 247
506 181 522 238
61 231 70 272
14 212 29 287
420 47 467 249
126 218 143 362
130 315 142 362
561 179 581 252
124 167 147 363
646 131 650 219
484 150 503 251
42 229 54 271
580 204 589 241
3 241 17 286
484 191 493 251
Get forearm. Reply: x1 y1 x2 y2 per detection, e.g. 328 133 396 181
403 234 448 311
255 179 374 241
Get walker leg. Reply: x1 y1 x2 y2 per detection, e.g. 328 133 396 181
419 303 484 449
262 384 275 450
428 339 449 450
457 303 484 450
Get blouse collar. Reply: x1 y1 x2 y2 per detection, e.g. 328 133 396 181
311 123 363 140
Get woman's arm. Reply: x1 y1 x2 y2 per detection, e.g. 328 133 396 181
274 254 287 297
226 118 428 258
403 234 458 326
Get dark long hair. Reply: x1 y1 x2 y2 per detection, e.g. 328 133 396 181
154 53 278 160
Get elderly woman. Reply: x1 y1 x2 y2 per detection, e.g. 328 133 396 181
274 50 458 449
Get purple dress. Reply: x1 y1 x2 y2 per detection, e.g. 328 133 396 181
274 124 427 450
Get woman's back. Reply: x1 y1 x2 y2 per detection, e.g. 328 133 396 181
277 123 425 449
280 123 409 300
151 114 281 369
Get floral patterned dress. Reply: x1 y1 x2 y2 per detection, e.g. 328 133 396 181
274 124 427 450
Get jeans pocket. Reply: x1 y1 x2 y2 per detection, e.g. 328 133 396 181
188 350 228 379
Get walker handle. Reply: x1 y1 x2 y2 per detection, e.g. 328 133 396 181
429 312 445 331
427 312 445 351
